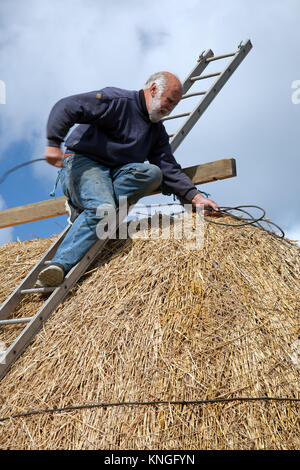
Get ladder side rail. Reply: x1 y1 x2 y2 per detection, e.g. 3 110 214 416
0 209 125 380
170 40 252 153
0 226 70 320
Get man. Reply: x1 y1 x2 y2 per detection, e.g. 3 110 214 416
37 71 218 287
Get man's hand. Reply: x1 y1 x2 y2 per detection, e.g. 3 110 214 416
191 192 219 216
45 146 64 168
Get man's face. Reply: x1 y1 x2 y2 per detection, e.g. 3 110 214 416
148 81 182 123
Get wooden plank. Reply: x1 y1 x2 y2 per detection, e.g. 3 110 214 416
0 158 236 229
178 157 236 185
0 198 67 229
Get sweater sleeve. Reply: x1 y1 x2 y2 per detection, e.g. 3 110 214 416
46 90 110 147
148 125 199 202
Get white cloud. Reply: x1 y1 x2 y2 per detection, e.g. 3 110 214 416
285 224 300 245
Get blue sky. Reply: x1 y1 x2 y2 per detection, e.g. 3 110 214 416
0 0 300 245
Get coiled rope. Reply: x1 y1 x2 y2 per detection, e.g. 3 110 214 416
204 206 285 238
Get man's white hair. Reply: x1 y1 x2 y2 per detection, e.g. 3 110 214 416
143 72 168 92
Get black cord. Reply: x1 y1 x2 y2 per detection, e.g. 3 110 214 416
0 396 299 423
0 157 94 212
255 218 285 239
205 205 266 227
204 206 285 238
0 158 46 184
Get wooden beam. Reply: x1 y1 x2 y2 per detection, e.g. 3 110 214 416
0 197 67 229
181 157 236 185
0 158 236 229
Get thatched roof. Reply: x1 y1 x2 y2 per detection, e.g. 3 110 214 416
0 215 299 450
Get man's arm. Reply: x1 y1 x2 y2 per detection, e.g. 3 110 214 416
45 90 110 167
148 127 219 214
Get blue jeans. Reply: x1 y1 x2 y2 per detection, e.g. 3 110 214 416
51 154 163 273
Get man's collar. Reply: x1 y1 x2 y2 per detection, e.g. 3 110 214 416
139 89 149 117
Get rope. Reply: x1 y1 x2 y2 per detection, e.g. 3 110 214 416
49 169 62 197
0 157 94 212
0 158 46 184
0 396 299 423
204 206 285 238
205 205 265 227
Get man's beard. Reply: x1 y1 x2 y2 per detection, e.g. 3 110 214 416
148 89 169 123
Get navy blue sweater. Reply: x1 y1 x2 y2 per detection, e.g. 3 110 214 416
47 87 199 201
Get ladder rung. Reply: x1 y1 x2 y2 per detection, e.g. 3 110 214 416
181 91 206 100
190 72 221 82
161 112 190 122
0 317 34 326
206 52 235 62
20 287 57 294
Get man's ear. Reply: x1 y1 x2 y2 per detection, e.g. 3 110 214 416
150 82 157 97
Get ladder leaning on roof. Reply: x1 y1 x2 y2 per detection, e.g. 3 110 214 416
0 39 252 381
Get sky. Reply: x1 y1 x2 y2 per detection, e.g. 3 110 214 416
0 0 299 246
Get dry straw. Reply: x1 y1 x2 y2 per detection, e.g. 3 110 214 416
0 214 299 450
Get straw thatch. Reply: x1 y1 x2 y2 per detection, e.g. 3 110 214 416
0 214 299 450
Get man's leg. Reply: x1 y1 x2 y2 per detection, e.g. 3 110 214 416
37 155 116 286
37 160 162 286
112 162 162 204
